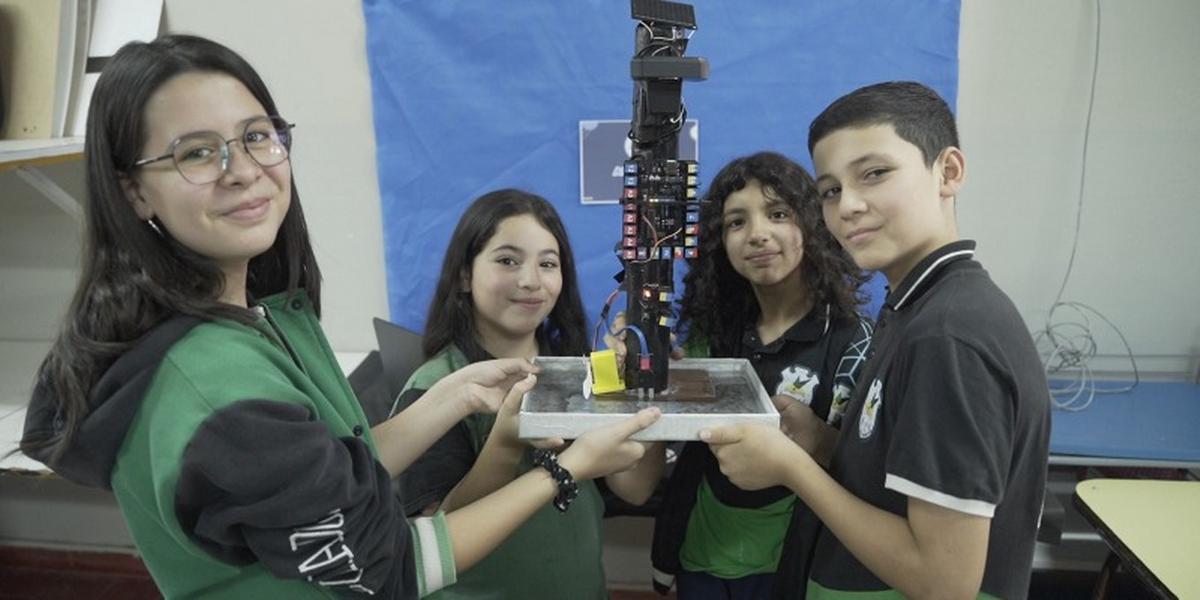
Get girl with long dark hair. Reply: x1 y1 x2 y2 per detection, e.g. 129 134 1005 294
651 151 874 598
393 189 665 599
20 35 658 599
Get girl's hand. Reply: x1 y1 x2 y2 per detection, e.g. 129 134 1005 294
558 407 661 481
773 395 824 453
772 395 838 467
431 358 538 416
487 373 565 452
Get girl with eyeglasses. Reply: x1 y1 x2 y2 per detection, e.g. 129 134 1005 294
20 34 658 599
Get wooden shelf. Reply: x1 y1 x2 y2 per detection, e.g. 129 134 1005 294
0 138 85 173
0 138 86 219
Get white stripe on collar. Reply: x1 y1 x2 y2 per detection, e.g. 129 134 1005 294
893 249 976 310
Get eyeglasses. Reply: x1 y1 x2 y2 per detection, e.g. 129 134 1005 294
132 115 295 184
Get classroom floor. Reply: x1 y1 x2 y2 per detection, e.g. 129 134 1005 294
0 546 1158 599
0 547 159 600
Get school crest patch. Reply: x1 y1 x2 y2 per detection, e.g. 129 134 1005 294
776 364 819 406
828 383 852 426
858 378 883 439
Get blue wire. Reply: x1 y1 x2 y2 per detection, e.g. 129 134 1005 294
591 288 623 351
612 324 650 359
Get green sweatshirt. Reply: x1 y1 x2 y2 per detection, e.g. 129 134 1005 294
26 292 453 598
395 345 609 600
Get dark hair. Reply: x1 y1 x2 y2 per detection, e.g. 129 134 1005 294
679 152 865 352
808 81 959 167
422 189 588 363
21 35 321 463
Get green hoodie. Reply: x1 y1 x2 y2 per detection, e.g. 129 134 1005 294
24 292 453 598
395 345 608 600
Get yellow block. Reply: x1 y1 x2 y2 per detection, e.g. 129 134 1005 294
589 349 625 395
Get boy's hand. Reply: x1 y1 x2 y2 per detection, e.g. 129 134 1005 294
772 395 826 454
700 424 801 491
436 358 539 416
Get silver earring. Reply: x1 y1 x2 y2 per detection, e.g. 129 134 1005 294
147 219 164 237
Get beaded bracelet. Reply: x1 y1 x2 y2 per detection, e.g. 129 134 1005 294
532 448 579 512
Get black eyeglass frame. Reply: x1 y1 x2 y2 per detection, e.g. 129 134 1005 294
131 116 296 184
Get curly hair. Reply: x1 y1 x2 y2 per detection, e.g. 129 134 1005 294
678 151 866 353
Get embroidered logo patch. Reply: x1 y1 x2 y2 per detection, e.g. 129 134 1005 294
776 364 820 405
858 378 883 439
828 383 852 426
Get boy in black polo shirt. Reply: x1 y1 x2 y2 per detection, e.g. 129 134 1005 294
701 82 1051 600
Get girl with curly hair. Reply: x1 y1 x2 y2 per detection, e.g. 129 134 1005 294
650 151 874 598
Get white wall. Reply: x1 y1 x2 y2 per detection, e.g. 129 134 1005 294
161 0 391 352
958 0 1200 377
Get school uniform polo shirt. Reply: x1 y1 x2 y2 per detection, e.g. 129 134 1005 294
807 240 1051 600
677 306 873 579
705 305 870 509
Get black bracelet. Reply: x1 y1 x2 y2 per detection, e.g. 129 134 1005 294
532 448 579 512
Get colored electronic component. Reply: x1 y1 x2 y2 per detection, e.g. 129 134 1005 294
588 349 626 395
619 1 706 392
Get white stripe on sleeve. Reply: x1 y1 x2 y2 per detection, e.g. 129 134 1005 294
885 474 997 518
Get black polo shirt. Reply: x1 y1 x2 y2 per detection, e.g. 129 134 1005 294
705 304 874 507
807 240 1051 600
651 306 873 591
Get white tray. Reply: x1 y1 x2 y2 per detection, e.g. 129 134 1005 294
519 356 778 441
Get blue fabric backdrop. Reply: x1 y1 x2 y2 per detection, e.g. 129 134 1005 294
361 0 960 333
